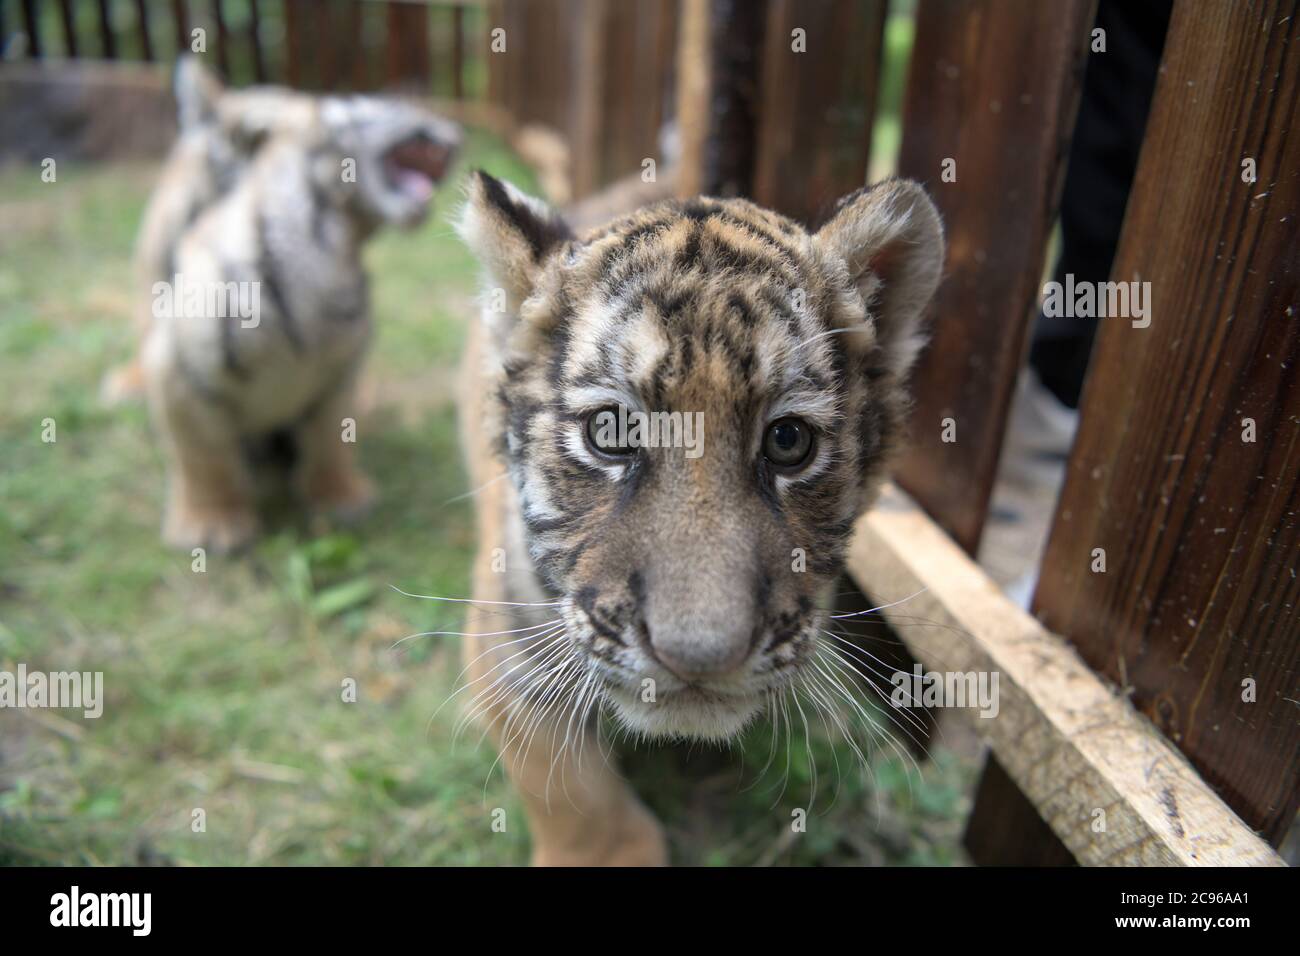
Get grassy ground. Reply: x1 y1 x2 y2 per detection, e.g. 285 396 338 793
0 130 971 866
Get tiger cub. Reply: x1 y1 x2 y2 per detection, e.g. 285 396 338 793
103 57 316 404
456 172 943 864
143 91 460 551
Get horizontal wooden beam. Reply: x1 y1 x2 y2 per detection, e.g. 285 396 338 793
845 483 1282 867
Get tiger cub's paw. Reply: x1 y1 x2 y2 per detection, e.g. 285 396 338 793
163 503 261 554
531 802 669 867
303 469 377 526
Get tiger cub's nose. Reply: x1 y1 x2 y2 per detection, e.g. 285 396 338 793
643 591 755 682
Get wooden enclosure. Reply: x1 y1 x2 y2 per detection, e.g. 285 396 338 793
5 0 491 98
2 0 1293 864
622 0 1298 865
1031 0 1300 849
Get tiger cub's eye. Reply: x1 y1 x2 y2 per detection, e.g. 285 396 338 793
762 417 814 469
584 407 635 457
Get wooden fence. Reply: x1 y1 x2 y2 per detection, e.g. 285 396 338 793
829 0 1295 863
1 0 673 197
664 0 1298 864
487 0 679 198
4 0 490 98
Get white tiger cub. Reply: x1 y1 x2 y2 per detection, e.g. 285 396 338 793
103 57 317 404
142 87 460 551
457 171 943 865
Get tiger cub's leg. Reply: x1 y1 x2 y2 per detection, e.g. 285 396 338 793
148 366 260 553
293 384 376 523
462 615 668 867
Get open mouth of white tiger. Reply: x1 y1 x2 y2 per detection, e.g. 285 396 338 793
382 132 454 203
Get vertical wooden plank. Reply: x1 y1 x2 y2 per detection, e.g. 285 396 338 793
486 0 505 106
597 0 634 185
57 0 78 58
172 0 189 56
675 0 710 198
501 0 523 118
544 0 572 131
527 0 553 124
317 0 339 90
248 0 267 83
511 0 527 117
594 0 676 189
506 0 524 116
97 0 117 59
345 0 370 91
19 0 40 58
633 0 681 184
386 0 430 92
210 0 229 78
1033 0 1300 846
699 0 767 197
508 0 530 119
569 0 608 198
284 0 307 88
346 0 367 91
452 4 465 99
499 0 573 133
752 0 887 227
134 0 154 60
651 0 679 137
893 0 1095 555
898 0 1095 866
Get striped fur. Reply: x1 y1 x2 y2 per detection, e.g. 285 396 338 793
460 172 944 743
139 86 460 552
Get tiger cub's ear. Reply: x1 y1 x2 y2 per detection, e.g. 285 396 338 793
457 170 572 313
173 55 225 133
814 179 944 378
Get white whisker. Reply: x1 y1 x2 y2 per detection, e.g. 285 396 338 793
390 585 561 609
392 617 561 650
830 586 929 620
441 471 508 505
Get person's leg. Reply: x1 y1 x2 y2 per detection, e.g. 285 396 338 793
1028 0 1174 409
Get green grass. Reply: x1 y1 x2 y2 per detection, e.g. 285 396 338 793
0 129 970 866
